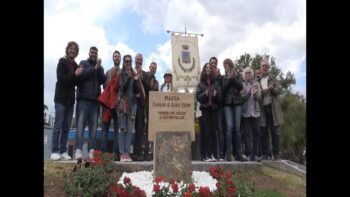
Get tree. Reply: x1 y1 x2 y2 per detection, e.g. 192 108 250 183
236 53 296 95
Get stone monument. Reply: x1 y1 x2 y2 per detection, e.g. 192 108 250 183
148 91 194 181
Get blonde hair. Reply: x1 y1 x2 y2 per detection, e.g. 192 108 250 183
243 67 254 80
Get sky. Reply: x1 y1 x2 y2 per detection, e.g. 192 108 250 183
44 0 306 116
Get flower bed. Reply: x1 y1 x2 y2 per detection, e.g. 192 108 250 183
64 151 247 197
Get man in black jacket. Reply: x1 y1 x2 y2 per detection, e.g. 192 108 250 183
74 46 106 159
51 41 83 160
133 53 151 161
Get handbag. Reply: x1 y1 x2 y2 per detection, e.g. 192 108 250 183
116 95 128 114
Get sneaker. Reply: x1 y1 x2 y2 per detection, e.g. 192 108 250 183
262 155 271 160
74 149 83 160
50 153 61 161
126 154 133 162
89 149 95 158
120 153 127 162
210 155 217 162
273 154 280 161
219 158 225 162
204 157 211 162
60 152 71 160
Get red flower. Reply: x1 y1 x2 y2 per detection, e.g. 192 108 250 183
224 171 233 180
188 183 196 192
227 186 236 193
216 181 221 188
153 184 160 192
124 176 131 185
172 183 178 193
154 176 166 184
198 186 211 197
168 178 175 184
184 192 192 197
134 186 146 197
226 180 234 187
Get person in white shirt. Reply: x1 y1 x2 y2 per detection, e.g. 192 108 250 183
160 69 173 92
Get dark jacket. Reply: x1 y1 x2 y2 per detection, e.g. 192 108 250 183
216 74 225 108
76 59 107 101
222 74 244 106
136 70 150 108
196 75 222 111
54 57 78 106
118 70 139 117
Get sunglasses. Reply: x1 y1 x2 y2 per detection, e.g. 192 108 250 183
124 60 132 63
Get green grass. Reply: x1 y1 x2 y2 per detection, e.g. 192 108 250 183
255 189 286 197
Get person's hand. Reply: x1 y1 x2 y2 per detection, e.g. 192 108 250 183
134 74 139 80
95 58 102 70
268 85 273 91
250 86 257 95
205 89 209 96
75 67 84 76
228 71 236 79
213 90 217 96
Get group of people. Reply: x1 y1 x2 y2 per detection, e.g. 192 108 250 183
50 41 283 163
196 57 284 162
50 41 173 162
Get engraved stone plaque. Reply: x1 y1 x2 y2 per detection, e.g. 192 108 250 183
154 132 192 181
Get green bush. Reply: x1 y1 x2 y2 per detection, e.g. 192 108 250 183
64 167 109 197
64 151 114 197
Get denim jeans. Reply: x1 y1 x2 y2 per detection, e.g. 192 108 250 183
261 104 280 156
243 117 261 159
51 103 74 154
224 105 242 155
118 113 135 154
101 108 119 154
75 99 100 151
217 108 226 158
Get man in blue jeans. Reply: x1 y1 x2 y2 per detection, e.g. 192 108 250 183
51 41 83 160
100 50 121 161
259 59 284 161
74 46 106 159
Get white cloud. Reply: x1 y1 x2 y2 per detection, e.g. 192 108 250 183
144 40 171 84
45 0 306 113
44 0 133 112
132 0 306 94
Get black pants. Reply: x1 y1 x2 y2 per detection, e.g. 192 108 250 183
243 117 261 159
202 109 219 158
134 100 146 156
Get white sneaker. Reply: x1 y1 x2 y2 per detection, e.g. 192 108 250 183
210 155 217 162
60 152 71 160
50 153 61 161
89 149 95 159
75 149 83 160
